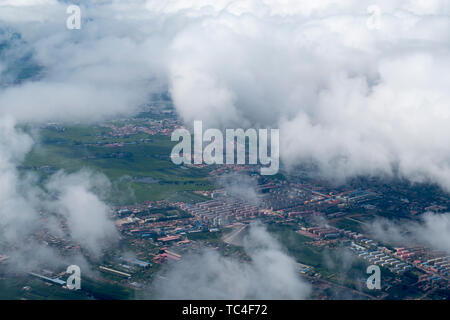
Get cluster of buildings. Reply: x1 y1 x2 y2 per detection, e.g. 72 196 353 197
395 248 450 281
101 118 180 138
175 198 261 227
114 201 195 238
259 183 311 210
416 256 449 278
208 164 257 176
110 184 450 295
298 227 341 239
350 243 413 273
153 248 182 263
298 263 314 275
98 256 154 280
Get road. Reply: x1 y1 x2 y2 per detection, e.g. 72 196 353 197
223 224 248 245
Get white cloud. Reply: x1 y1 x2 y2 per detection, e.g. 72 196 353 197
367 212 450 253
153 223 311 299
0 119 118 267
0 0 450 268
46 170 119 255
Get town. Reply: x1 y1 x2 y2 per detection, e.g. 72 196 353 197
0 106 448 300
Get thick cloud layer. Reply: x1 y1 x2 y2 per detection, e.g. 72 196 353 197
1 0 449 191
45 170 119 255
164 0 450 189
0 0 165 122
0 0 449 269
367 212 450 254
0 117 36 244
152 223 311 299
217 173 260 205
0 117 118 269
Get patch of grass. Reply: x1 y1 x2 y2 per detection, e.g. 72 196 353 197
23 125 215 204
266 224 324 267
187 231 223 242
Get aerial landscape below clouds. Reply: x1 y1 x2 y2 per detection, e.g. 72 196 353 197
0 0 449 190
152 223 312 299
0 0 448 301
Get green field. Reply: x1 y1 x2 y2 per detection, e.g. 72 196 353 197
187 230 223 243
266 224 381 296
22 125 214 204
329 218 364 233
0 273 133 300
266 224 325 267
